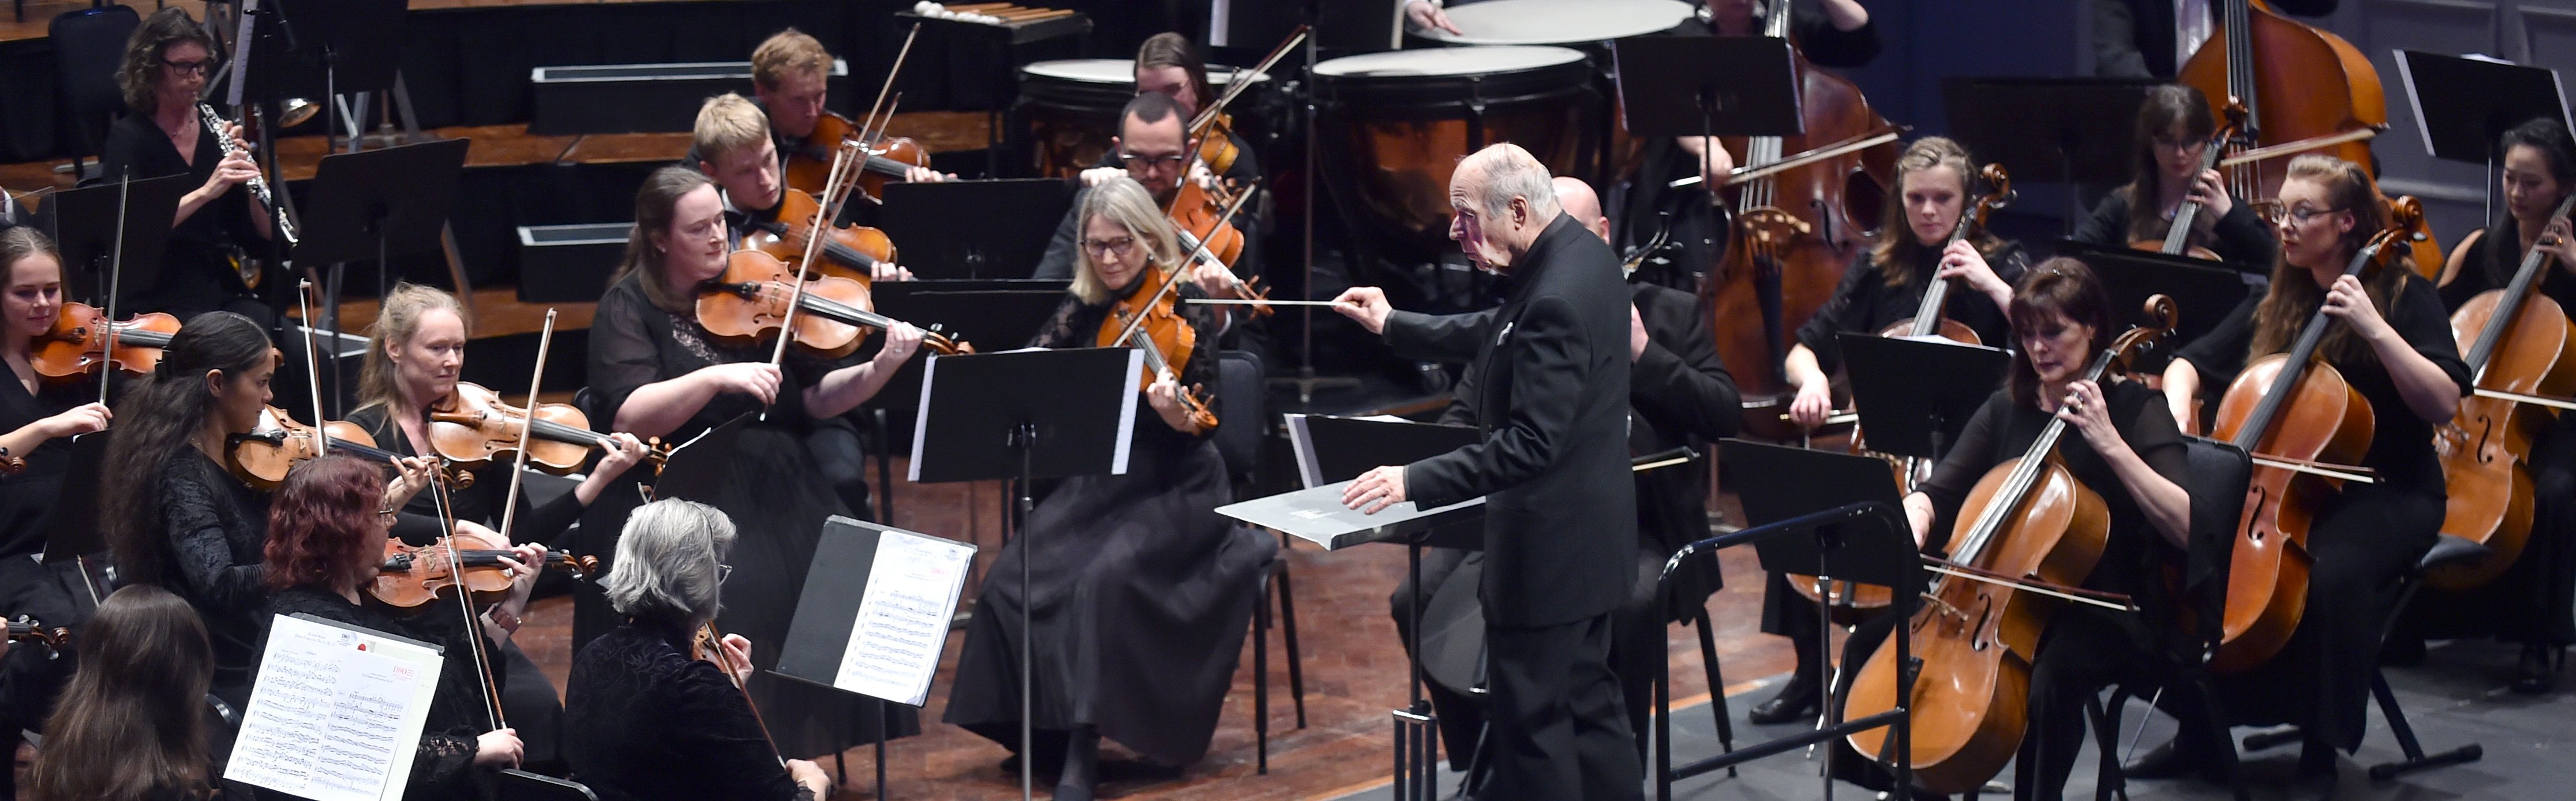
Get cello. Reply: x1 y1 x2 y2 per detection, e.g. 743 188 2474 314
1876 162 2015 344
1844 298 2176 795
2427 192 2576 589
1705 0 1900 440
2130 102 2251 262
2206 218 2410 672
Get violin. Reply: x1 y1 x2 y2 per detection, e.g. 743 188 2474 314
34 302 179 382
696 249 972 359
1705 0 1901 441
2129 103 2250 263
2428 192 2576 589
1098 259 1217 432
693 622 788 766
2205 218 2410 672
1165 178 1270 315
227 405 467 492
1845 297 2176 793
1877 162 2015 345
740 189 900 285
5 615 67 648
371 529 590 612
782 111 933 206
428 382 670 476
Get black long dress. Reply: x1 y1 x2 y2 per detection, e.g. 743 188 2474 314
1906 381 2191 801
582 272 913 758
942 280 1275 768
96 113 272 327
264 586 500 801
0 370 93 559
563 617 814 801
2176 272 2470 751
147 448 271 711
0 369 96 796
2405 225 2576 649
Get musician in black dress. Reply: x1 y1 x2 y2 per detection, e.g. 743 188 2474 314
2402 117 2576 694
100 311 433 712
261 455 544 798
945 176 1273 801
2162 155 2467 772
98 9 275 329
563 499 835 801
23 585 227 801
2070 84 2279 271
1889 260 2196 801
1752 137 2028 724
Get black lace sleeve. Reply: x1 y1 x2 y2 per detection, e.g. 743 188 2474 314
159 462 266 615
1029 294 1089 350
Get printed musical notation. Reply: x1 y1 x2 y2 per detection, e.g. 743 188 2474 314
834 530 976 706
227 615 445 801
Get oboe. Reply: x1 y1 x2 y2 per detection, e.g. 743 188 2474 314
196 103 298 248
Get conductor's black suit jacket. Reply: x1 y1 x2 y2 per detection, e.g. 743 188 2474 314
1386 215 1638 628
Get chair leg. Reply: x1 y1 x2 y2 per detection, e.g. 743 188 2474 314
2084 693 2125 801
2190 680 2252 801
1276 557 1308 729
2365 668 2482 781
1253 571 1271 775
1690 606 1735 761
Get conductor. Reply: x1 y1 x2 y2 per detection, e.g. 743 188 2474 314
1333 144 1642 800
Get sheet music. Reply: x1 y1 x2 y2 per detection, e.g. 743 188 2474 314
226 614 444 801
833 530 976 706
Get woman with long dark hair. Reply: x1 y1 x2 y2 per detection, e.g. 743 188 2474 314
263 455 542 798
2071 84 2278 270
24 585 222 801
2162 155 2468 772
2403 116 2576 693
99 310 431 710
99 8 274 325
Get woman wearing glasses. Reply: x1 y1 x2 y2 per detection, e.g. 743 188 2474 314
944 176 1273 801
100 8 276 328
261 455 542 796
2159 155 2468 775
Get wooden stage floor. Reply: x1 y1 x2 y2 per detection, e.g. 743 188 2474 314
516 460 1794 800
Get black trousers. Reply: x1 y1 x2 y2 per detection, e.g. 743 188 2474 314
2013 611 2160 801
1485 612 1642 801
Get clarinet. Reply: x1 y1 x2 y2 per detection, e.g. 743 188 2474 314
197 102 298 248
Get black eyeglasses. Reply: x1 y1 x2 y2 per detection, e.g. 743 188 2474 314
1081 236 1137 258
161 58 216 76
1117 152 1188 170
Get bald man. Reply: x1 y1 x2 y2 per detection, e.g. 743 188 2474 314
1334 146 1643 799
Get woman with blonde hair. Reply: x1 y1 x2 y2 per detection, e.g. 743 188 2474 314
943 175 1274 800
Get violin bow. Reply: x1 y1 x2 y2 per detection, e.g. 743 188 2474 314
424 447 509 732
855 24 922 149
496 309 554 541
701 621 789 766
293 280 330 454
1111 182 1257 349
1187 25 1308 138
826 91 904 224
761 145 858 421
99 169 131 407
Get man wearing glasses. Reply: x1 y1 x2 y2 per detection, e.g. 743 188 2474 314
1034 92 1259 280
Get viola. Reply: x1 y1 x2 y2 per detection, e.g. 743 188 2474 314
693 622 789 766
782 111 932 206
34 303 179 382
1098 263 1218 431
428 381 670 476
1876 162 2015 345
2205 221 2409 672
2129 102 2250 262
696 250 972 360
740 189 901 285
2428 192 2576 589
368 527 521 612
226 405 466 491
5 615 67 648
1165 177 1271 316
1706 0 1901 441
1846 298 2174 793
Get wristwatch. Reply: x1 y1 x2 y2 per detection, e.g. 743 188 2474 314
485 607 523 635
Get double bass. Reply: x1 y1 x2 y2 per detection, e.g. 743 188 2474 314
2207 217 2410 672
2428 193 2576 589
1705 0 1900 439
1844 298 2176 794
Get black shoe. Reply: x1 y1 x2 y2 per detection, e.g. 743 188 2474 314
2512 644 2561 694
2297 740 2337 778
1747 672 1821 725
2122 739 2192 780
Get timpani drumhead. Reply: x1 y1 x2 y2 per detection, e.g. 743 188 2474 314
1017 59 1276 178
1313 46 1594 263
1414 0 1695 46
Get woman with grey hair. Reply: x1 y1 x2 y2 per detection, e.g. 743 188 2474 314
943 175 1275 800
561 499 833 801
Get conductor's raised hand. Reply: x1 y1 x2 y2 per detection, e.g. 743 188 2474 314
1331 286 1393 335
1342 465 1409 514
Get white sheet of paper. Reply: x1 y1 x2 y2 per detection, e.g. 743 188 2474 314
833 530 976 705
226 614 444 801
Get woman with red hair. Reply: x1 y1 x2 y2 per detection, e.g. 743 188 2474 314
260 455 545 799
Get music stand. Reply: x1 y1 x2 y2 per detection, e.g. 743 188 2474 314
2060 240 2258 373
294 138 468 416
1613 36 1804 141
1836 332 2009 462
1942 77 2162 229
38 173 186 305
864 279 1070 411
878 181 1073 279
2395 51 2571 166
906 347 1139 801
773 516 978 801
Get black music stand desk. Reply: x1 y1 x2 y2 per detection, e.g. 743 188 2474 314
1613 36 1803 141
1836 332 2009 463
906 346 1136 801
2395 51 2571 166
773 516 978 801
39 173 186 305
879 181 1073 280
2062 241 2259 373
295 138 469 416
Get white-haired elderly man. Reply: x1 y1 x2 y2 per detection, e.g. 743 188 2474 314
1334 144 1644 800
563 499 834 801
